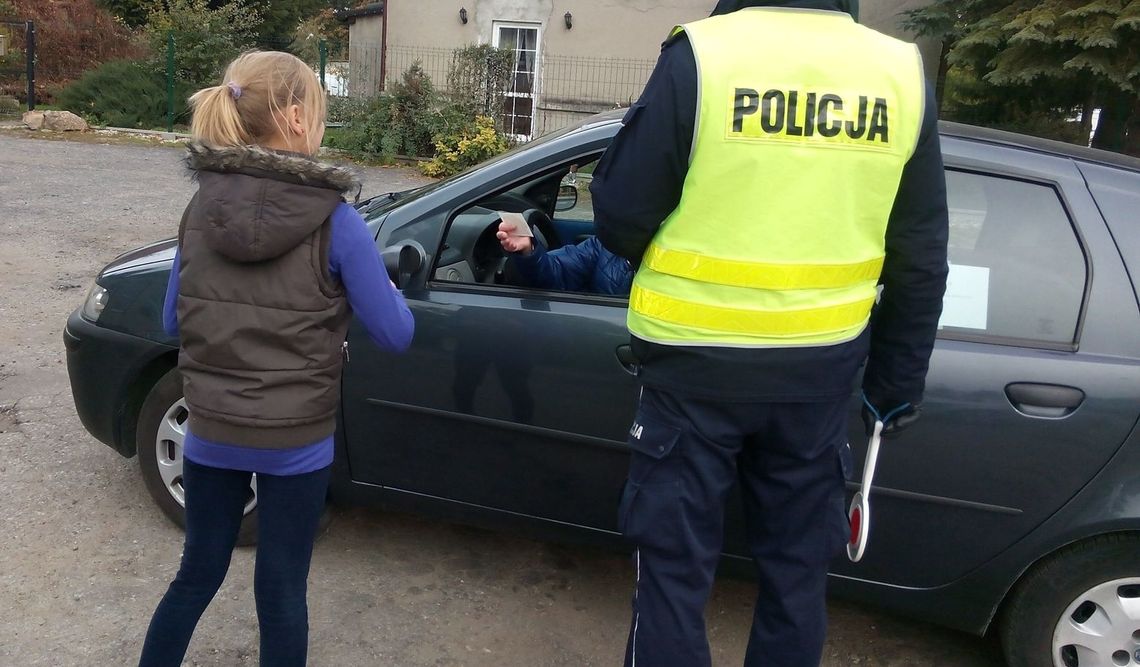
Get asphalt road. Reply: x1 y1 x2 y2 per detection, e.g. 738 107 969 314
0 130 1007 666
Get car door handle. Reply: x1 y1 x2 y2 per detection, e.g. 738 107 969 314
1004 383 1085 418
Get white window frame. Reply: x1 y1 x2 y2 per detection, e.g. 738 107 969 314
492 21 542 141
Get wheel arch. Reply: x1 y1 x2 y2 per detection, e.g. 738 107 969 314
993 530 1140 667
113 350 179 457
987 527 1140 637
983 421 1140 637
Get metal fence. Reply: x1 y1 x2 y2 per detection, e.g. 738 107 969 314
0 19 35 117
331 43 656 137
334 43 453 98
536 54 655 135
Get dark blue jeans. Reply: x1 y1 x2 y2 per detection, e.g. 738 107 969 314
620 386 851 667
138 458 331 667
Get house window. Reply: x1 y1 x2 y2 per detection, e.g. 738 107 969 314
493 22 540 141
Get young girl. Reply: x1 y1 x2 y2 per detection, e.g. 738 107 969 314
139 51 414 667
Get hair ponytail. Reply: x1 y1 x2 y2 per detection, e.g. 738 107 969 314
189 51 326 153
189 83 251 147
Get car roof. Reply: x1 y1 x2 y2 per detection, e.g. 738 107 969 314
555 111 1140 174
940 121 1140 173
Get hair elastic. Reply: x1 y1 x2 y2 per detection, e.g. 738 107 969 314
226 81 242 100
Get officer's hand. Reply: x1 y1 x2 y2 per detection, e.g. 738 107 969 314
861 399 921 438
496 221 535 255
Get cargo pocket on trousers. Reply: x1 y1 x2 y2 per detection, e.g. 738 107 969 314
617 417 682 543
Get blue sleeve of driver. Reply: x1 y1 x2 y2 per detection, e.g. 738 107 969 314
328 203 415 353
162 248 180 338
512 238 596 292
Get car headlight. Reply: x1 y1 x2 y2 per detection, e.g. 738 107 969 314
81 283 109 322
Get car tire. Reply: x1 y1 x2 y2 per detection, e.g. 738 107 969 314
136 368 259 546
1001 533 1140 667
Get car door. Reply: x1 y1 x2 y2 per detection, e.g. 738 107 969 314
340 152 639 531
816 138 1140 589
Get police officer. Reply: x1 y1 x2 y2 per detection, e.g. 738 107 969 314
590 0 949 665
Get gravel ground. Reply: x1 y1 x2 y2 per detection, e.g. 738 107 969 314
0 130 1006 666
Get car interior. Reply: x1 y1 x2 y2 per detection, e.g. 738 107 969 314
432 155 603 291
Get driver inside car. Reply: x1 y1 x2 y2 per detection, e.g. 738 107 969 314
497 218 633 296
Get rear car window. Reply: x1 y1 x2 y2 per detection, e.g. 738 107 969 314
940 170 1086 346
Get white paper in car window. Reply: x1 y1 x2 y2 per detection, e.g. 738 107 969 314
939 263 989 330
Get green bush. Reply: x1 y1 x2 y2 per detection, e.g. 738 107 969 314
325 64 470 161
385 64 445 157
56 60 193 129
446 43 514 129
326 95 374 125
422 115 510 177
322 93 398 156
145 0 260 90
323 62 512 172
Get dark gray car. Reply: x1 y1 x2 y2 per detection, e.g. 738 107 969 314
66 112 1140 667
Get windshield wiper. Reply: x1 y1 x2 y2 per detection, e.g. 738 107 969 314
359 189 416 215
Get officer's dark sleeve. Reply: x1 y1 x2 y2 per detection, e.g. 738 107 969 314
592 37 696 264
862 83 949 407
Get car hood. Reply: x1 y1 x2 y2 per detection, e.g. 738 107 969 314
100 238 177 278
97 211 390 280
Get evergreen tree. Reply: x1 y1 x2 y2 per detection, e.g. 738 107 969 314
252 0 334 50
145 0 261 89
906 0 1140 154
98 0 161 28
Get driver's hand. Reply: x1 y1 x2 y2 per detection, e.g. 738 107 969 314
496 221 535 255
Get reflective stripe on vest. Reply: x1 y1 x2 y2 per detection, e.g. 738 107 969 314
628 8 925 348
643 244 885 290
631 285 877 337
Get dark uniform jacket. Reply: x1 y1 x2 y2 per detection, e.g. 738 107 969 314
591 0 949 407
177 144 360 447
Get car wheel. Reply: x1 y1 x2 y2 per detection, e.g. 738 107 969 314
136 368 259 546
1002 534 1140 667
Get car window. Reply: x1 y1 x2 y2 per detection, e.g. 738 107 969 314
432 154 633 299
940 170 1086 346
555 162 596 223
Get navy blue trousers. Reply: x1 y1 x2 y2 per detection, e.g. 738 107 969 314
138 459 330 667
620 386 851 667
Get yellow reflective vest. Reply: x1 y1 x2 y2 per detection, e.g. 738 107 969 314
627 8 925 348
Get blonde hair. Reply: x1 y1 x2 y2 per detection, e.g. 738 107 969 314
189 51 327 154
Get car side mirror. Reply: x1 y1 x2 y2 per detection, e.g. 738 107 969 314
381 241 426 289
555 184 578 212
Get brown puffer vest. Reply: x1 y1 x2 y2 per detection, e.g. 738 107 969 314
177 143 361 448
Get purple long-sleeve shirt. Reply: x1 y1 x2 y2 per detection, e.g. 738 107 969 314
163 202 414 475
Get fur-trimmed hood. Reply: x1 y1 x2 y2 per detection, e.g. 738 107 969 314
182 143 360 263
185 142 361 195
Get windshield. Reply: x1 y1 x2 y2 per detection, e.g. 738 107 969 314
358 118 603 222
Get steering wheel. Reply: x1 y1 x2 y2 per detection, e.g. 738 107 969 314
522 208 562 249
471 209 563 284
